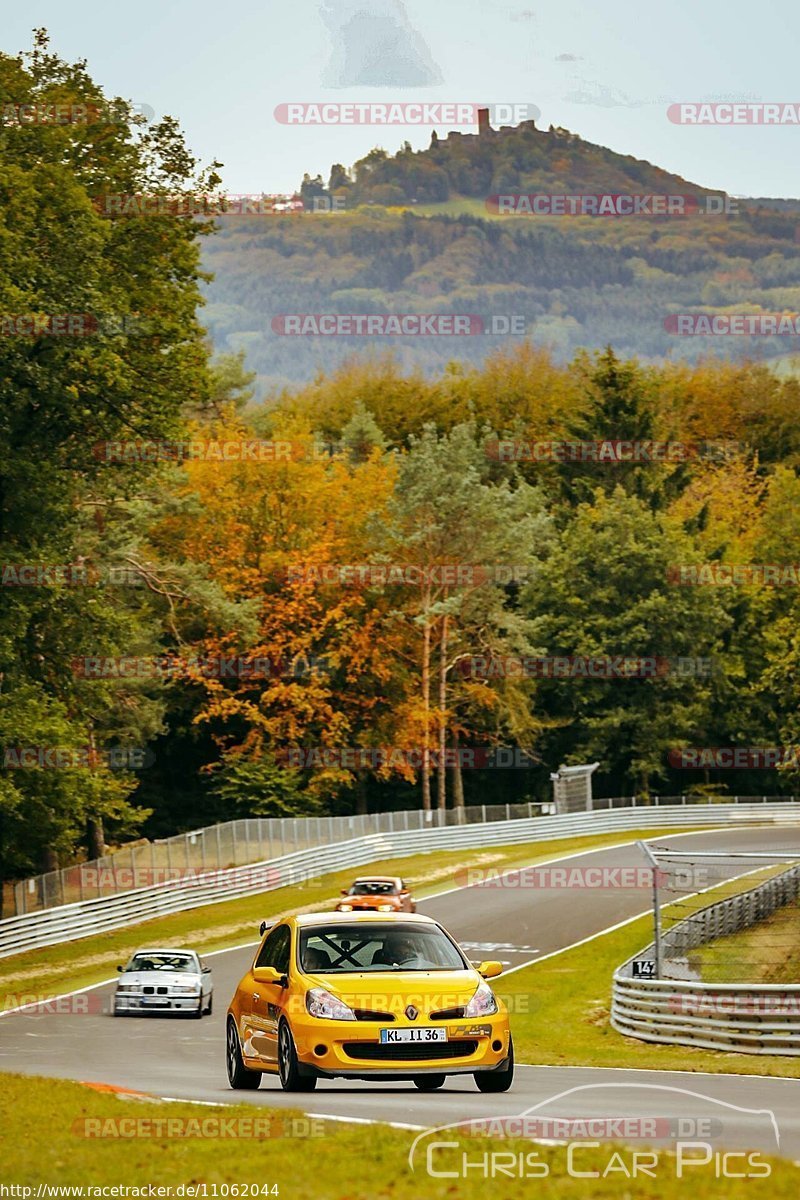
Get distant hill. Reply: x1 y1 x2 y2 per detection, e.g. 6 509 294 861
300 117 724 208
200 119 800 393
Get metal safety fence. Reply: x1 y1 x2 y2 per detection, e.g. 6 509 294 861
13 793 797 916
2 801 799 960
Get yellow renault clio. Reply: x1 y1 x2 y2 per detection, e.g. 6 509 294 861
226 912 513 1092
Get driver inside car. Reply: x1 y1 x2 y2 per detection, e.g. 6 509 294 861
383 932 425 967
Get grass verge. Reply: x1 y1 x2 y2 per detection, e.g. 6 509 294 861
0 1073 797 1195
695 899 800 984
0 827 706 1009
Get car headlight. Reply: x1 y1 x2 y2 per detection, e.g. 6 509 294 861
172 984 201 993
377 903 395 912
464 981 498 1017
306 987 356 1020
337 903 353 911
116 984 134 993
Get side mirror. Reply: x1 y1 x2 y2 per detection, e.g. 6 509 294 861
476 960 503 980
253 966 287 987
117 965 123 973
201 965 211 974
340 889 348 895
259 920 272 936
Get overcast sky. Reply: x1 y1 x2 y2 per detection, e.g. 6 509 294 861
4 0 800 197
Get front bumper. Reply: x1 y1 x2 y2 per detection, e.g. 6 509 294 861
291 1012 510 1078
114 993 201 1014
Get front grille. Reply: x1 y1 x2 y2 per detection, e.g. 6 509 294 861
354 1009 396 1022
157 986 168 995
143 986 154 994
431 1006 465 1020
343 1040 477 1062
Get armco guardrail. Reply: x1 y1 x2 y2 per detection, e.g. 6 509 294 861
15 794 797 915
2 801 798 960
14 802 545 915
612 864 800 1055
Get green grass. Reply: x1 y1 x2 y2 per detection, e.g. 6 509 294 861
0 1073 797 1195
694 900 800 985
0 827 705 1010
503 873 800 1078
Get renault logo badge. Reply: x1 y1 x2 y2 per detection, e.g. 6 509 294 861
405 1004 418 1021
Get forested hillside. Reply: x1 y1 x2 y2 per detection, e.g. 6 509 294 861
201 121 800 389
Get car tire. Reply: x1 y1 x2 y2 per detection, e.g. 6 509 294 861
205 993 213 1016
278 1020 317 1092
226 1018 262 1090
413 1075 446 1090
474 1036 514 1093
191 999 203 1019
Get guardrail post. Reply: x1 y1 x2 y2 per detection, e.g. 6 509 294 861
638 840 663 979
215 823 222 869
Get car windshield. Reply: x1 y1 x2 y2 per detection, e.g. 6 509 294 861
298 923 467 973
349 881 397 896
127 953 196 973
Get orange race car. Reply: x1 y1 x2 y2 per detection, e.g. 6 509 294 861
336 875 416 913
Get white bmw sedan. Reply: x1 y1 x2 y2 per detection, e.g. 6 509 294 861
113 948 213 1018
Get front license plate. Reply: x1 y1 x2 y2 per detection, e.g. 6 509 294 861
380 1027 446 1043
141 997 167 1006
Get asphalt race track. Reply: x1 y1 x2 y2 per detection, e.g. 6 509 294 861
2 826 800 1157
